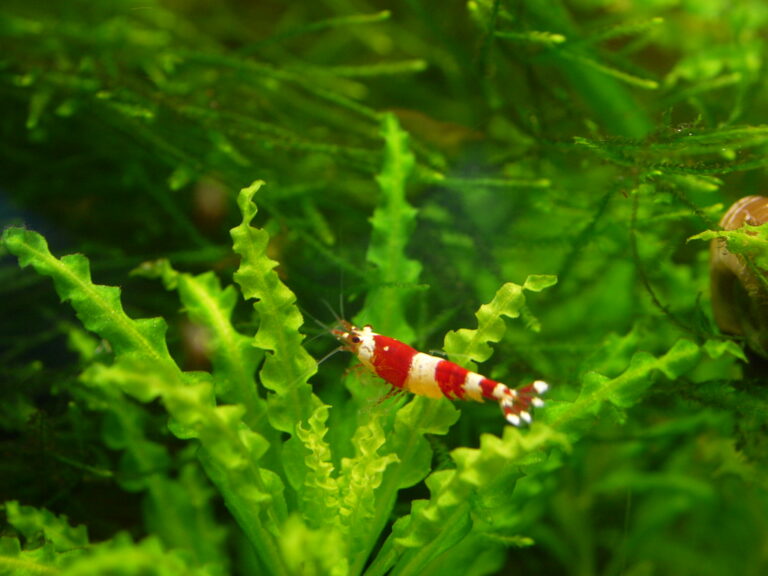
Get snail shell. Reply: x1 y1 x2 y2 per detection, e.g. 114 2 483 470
710 195 768 357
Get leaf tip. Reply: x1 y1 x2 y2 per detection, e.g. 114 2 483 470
237 180 266 224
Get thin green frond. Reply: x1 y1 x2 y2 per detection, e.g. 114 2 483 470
2 228 174 367
548 339 701 433
362 114 422 341
444 277 557 371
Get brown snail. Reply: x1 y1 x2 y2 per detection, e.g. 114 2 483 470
710 195 768 357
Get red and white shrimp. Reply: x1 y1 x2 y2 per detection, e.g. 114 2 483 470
332 321 547 426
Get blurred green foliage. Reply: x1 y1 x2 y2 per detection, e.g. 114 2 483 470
2 1 768 575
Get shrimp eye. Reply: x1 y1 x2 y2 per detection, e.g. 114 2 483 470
351 335 361 344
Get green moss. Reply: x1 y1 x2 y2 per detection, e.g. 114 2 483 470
3 1 768 575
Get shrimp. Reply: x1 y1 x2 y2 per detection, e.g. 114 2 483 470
332 321 547 426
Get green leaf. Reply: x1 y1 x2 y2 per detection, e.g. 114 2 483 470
6 501 89 552
230 181 321 434
295 404 340 528
62 533 223 576
495 29 566 46
339 415 398 558
361 113 422 341
444 277 557 370
142 455 230 570
577 125 768 174
154 261 268 428
2 227 295 573
82 359 273 480
0 502 90 575
703 339 747 362
376 425 562 575
277 516 349 576
2 228 174 367
690 221 768 269
522 274 559 292
548 339 702 432
557 49 659 90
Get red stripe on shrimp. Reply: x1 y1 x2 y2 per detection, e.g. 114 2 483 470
434 360 468 400
479 378 499 399
370 334 417 390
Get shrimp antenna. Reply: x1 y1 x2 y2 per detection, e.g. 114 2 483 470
295 304 345 365
315 345 344 367
299 304 333 332
303 329 334 346
298 305 343 353
320 298 344 325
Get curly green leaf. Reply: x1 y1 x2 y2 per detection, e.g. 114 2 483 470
362 113 422 341
230 181 320 433
444 276 557 370
2 228 174 367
